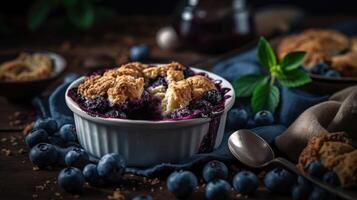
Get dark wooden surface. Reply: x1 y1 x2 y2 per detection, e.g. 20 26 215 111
0 14 356 200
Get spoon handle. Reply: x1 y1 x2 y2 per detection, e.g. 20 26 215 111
273 157 357 200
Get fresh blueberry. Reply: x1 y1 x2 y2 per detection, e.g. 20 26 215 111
291 183 311 200
324 70 341 78
297 176 312 187
48 135 65 147
311 62 329 75
34 118 58 135
58 167 85 194
130 44 150 61
322 171 340 186
263 168 296 194
25 129 49 148
232 171 259 195
166 171 198 199
65 148 90 169
306 161 327 178
97 153 126 183
202 160 228 182
227 108 249 130
132 195 153 200
64 141 82 148
83 164 103 186
56 146 77 166
308 187 329 200
203 90 222 105
29 143 58 167
58 124 77 142
205 179 231 200
246 119 256 129
254 110 274 126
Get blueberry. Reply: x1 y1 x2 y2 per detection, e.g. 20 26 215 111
291 184 311 200
203 90 222 105
83 164 104 186
150 75 167 88
308 187 329 200
297 176 312 187
246 119 256 129
56 146 77 166
58 124 77 142
105 109 127 119
34 118 58 135
205 179 231 200
254 110 274 126
202 160 229 182
227 108 249 130
166 171 198 199
97 153 126 183
58 167 85 194
65 148 90 169
48 135 65 147
311 62 329 75
170 108 192 119
25 129 49 148
65 141 82 148
130 44 150 61
324 70 341 78
84 96 109 113
132 195 153 200
263 168 296 194
232 171 259 195
322 171 340 186
29 143 58 167
306 161 327 178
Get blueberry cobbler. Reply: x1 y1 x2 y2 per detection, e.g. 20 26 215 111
68 62 230 121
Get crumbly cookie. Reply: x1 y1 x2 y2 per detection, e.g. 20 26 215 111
331 52 357 77
78 75 115 99
277 29 350 69
143 62 184 79
186 75 216 99
104 62 148 78
161 79 192 114
107 75 145 105
351 37 357 52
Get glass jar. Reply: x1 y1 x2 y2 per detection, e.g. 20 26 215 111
172 0 255 53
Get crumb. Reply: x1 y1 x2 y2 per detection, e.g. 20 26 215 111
23 122 34 135
33 166 40 171
107 189 125 200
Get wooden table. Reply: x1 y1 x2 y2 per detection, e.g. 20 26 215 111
0 14 355 200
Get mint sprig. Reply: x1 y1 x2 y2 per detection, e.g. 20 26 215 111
233 37 311 114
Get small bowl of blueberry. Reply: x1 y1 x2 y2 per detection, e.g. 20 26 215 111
65 62 235 166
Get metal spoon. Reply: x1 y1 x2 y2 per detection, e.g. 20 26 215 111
228 129 357 200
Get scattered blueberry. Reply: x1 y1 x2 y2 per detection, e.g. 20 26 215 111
322 171 340 186
132 195 153 200
83 164 103 186
324 70 341 78
58 167 85 194
34 118 58 135
227 108 249 130
130 44 150 61
205 179 231 200
65 141 82 148
65 148 90 169
254 110 274 126
308 187 329 200
166 171 198 199
25 129 49 148
29 143 58 167
246 119 256 129
56 146 77 166
297 176 312 187
48 135 65 147
311 62 329 75
306 161 327 178
263 168 296 194
203 90 222 105
58 124 77 142
97 153 126 183
291 184 312 200
202 160 228 182
232 171 259 195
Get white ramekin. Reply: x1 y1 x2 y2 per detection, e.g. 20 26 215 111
65 68 235 167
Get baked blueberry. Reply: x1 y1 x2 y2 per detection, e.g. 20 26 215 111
58 167 85 194
322 171 340 186
58 124 77 142
105 109 127 119
324 70 341 77
132 195 153 200
291 184 311 200
166 171 198 199
311 62 329 75
29 143 58 167
83 163 103 186
263 168 296 194
227 108 249 130
34 118 58 135
130 44 150 61
254 110 274 126
203 90 222 105
202 160 228 182
25 129 49 148
97 153 126 183
170 108 192 119
205 179 231 200
65 148 90 169
232 171 259 195
306 161 327 178
48 135 65 147
84 96 109 113
308 187 329 200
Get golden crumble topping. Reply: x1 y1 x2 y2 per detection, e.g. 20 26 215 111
162 79 192 114
331 52 357 77
107 76 145 105
0 53 53 81
142 61 185 79
78 75 115 99
186 75 216 99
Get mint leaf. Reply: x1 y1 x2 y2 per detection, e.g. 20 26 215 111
280 51 305 71
67 0 94 29
257 37 277 70
28 0 52 31
233 75 268 97
251 83 280 113
277 68 311 88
